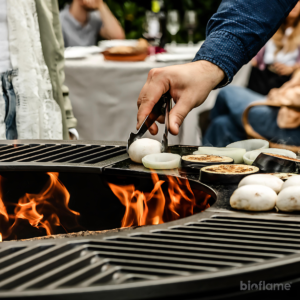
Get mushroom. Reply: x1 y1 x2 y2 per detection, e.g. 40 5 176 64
230 185 277 211
238 174 283 194
128 138 161 164
280 175 300 191
276 186 300 212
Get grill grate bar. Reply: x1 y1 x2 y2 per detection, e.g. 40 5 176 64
44 259 110 290
0 245 54 271
0 145 30 158
161 228 300 244
138 232 300 250
51 146 114 163
34 145 100 163
79 148 127 164
0 244 76 287
178 225 300 238
15 145 78 162
0 145 61 162
0 247 26 261
14 252 97 291
86 248 238 268
213 216 300 226
87 242 255 264
196 220 300 232
0 145 44 161
105 237 283 260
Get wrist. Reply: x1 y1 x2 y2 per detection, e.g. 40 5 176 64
195 60 225 89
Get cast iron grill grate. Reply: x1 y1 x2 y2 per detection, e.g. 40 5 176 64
0 143 126 167
0 215 300 295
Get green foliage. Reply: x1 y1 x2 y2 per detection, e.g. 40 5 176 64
58 0 221 43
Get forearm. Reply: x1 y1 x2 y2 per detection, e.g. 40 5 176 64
194 0 298 87
98 2 125 39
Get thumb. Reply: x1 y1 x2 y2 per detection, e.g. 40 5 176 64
169 97 194 135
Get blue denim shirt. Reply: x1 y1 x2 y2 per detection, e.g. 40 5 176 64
194 0 299 87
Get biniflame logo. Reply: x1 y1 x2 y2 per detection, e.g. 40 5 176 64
240 281 291 291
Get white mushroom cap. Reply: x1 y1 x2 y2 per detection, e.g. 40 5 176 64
238 174 283 194
277 186 300 212
128 138 162 164
230 185 277 211
281 175 300 191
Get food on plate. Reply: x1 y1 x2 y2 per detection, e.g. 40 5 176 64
230 185 277 211
107 39 148 55
200 164 260 184
181 154 233 167
226 139 269 152
268 173 298 181
280 175 300 191
253 152 299 173
128 138 161 164
276 186 300 212
142 153 181 170
243 148 296 165
194 147 246 164
108 46 137 54
238 174 283 194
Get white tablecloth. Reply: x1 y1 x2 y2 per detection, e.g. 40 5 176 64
64 54 251 145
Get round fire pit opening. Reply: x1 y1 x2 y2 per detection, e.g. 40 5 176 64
0 171 215 241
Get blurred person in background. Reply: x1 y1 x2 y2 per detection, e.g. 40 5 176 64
60 0 125 48
0 0 77 140
248 2 300 95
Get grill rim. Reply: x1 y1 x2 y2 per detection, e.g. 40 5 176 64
1 212 300 299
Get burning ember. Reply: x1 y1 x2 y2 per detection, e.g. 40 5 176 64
108 173 211 227
0 172 80 241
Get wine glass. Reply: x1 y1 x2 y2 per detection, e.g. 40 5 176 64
184 11 197 46
143 11 162 61
167 10 180 46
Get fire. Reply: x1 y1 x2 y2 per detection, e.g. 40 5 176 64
0 172 80 241
108 173 211 227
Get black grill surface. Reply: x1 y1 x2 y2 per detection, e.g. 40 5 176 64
1 214 300 299
0 143 127 173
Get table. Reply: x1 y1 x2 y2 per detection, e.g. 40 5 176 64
64 54 251 145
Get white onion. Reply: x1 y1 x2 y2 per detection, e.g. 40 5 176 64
277 186 300 212
238 174 283 193
227 139 269 151
243 148 296 165
281 175 300 191
230 185 277 211
195 147 246 164
128 138 161 164
142 153 181 169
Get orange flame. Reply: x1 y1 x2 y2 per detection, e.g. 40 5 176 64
108 173 211 227
0 172 80 241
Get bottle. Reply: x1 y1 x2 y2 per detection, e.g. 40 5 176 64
151 0 167 48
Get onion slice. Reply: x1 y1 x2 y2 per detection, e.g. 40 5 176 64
142 153 181 170
226 139 269 151
194 147 246 164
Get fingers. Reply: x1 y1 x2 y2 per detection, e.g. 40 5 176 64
169 94 195 135
136 68 169 130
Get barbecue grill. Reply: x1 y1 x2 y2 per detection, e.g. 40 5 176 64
0 140 299 300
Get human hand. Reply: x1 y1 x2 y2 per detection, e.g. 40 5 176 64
82 0 103 10
272 63 295 76
137 61 225 135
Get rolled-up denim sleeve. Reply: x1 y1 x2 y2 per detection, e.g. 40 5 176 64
193 0 299 87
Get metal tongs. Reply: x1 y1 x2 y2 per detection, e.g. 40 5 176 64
127 92 172 153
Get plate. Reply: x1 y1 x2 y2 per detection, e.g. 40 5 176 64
64 46 102 59
99 40 138 50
